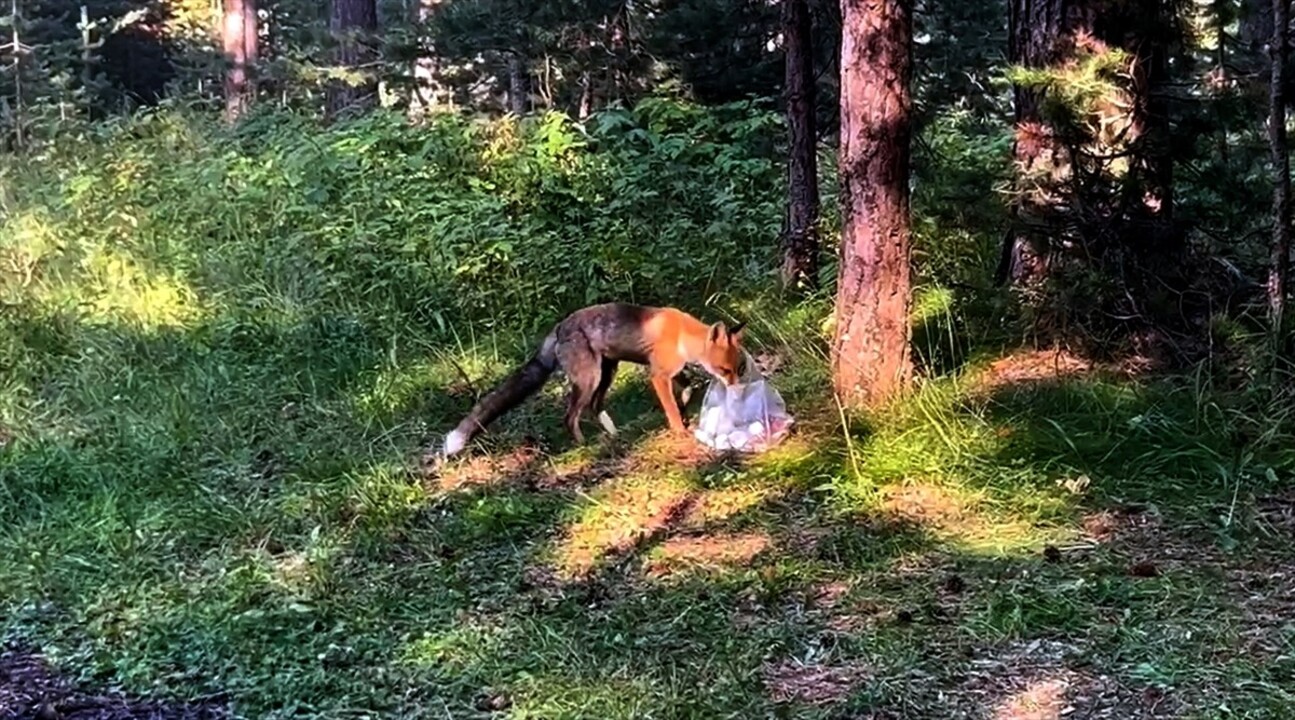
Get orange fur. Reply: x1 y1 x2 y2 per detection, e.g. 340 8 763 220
442 303 745 456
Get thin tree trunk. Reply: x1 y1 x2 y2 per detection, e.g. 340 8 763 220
780 0 820 292
1138 0 1174 227
1216 0 1230 168
409 0 439 118
1269 0 1291 347
579 71 592 118
831 0 913 409
325 0 378 120
244 0 257 78
222 0 252 123
508 53 529 115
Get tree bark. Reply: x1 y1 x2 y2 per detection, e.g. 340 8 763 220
1000 0 1183 331
1270 0 1291 346
831 0 913 409
222 0 255 123
409 0 440 118
1243 0 1276 68
508 52 529 115
780 0 820 292
325 0 378 120
1118 0 1177 263
999 0 1096 286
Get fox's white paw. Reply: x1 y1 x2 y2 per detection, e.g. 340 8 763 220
597 411 618 436
442 429 467 457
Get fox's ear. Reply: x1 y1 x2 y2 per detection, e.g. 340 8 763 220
708 322 725 344
729 321 746 341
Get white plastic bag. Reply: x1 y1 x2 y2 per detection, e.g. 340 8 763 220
692 351 794 452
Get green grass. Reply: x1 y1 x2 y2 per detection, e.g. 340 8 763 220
4 287 1295 719
3 106 1294 719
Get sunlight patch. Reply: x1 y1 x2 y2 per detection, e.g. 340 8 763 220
549 474 693 579
879 481 976 526
967 348 1093 396
678 485 778 529
990 674 1075 720
642 531 771 579
0 211 59 302
353 350 507 422
876 481 1067 555
343 463 429 533
80 248 204 330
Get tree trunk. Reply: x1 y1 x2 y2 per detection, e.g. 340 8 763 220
1270 0 1291 346
244 0 257 75
508 52 529 115
1243 0 1275 68
780 0 820 292
409 0 440 118
1000 0 1186 352
831 0 913 409
222 0 255 123
1216 0 1230 168
325 0 378 120
1121 0 1177 258
999 0 1095 286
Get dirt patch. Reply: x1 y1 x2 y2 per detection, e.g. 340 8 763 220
991 674 1072 720
970 349 1094 396
676 486 777 530
427 444 546 492
761 657 870 706
643 532 771 578
1080 506 1161 545
1253 491 1295 534
550 477 696 579
879 483 971 528
961 639 1177 719
0 643 226 719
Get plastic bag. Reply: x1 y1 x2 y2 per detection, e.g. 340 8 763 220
692 351 794 452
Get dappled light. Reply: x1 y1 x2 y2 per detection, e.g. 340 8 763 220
4 0 1295 714
642 531 772 579
548 474 696 579
990 673 1076 720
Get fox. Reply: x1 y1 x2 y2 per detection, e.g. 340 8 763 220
441 302 746 457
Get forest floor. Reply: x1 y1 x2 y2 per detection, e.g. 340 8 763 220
3 331 1294 719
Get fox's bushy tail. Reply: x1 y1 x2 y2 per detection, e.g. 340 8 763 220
442 333 559 456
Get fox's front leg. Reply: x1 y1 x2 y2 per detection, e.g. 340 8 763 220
650 372 688 435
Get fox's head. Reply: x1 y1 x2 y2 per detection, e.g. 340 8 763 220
702 321 746 386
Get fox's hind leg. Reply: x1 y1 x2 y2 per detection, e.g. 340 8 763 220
590 358 619 436
557 340 600 445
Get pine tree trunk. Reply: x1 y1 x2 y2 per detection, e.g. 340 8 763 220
1243 0 1275 70
409 0 439 118
508 52 529 115
1269 0 1291 346
222 0 254 123
831 0 913 409
244 0 257 77
780 0 820 292
326 0 378 120
1127 0 1175 232
999 0 1093 286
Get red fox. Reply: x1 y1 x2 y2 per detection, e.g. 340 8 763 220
441 302 746 456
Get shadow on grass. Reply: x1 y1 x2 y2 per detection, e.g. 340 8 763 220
5 306 1295 718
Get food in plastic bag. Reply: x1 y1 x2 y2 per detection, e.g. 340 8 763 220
692 351 794 452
